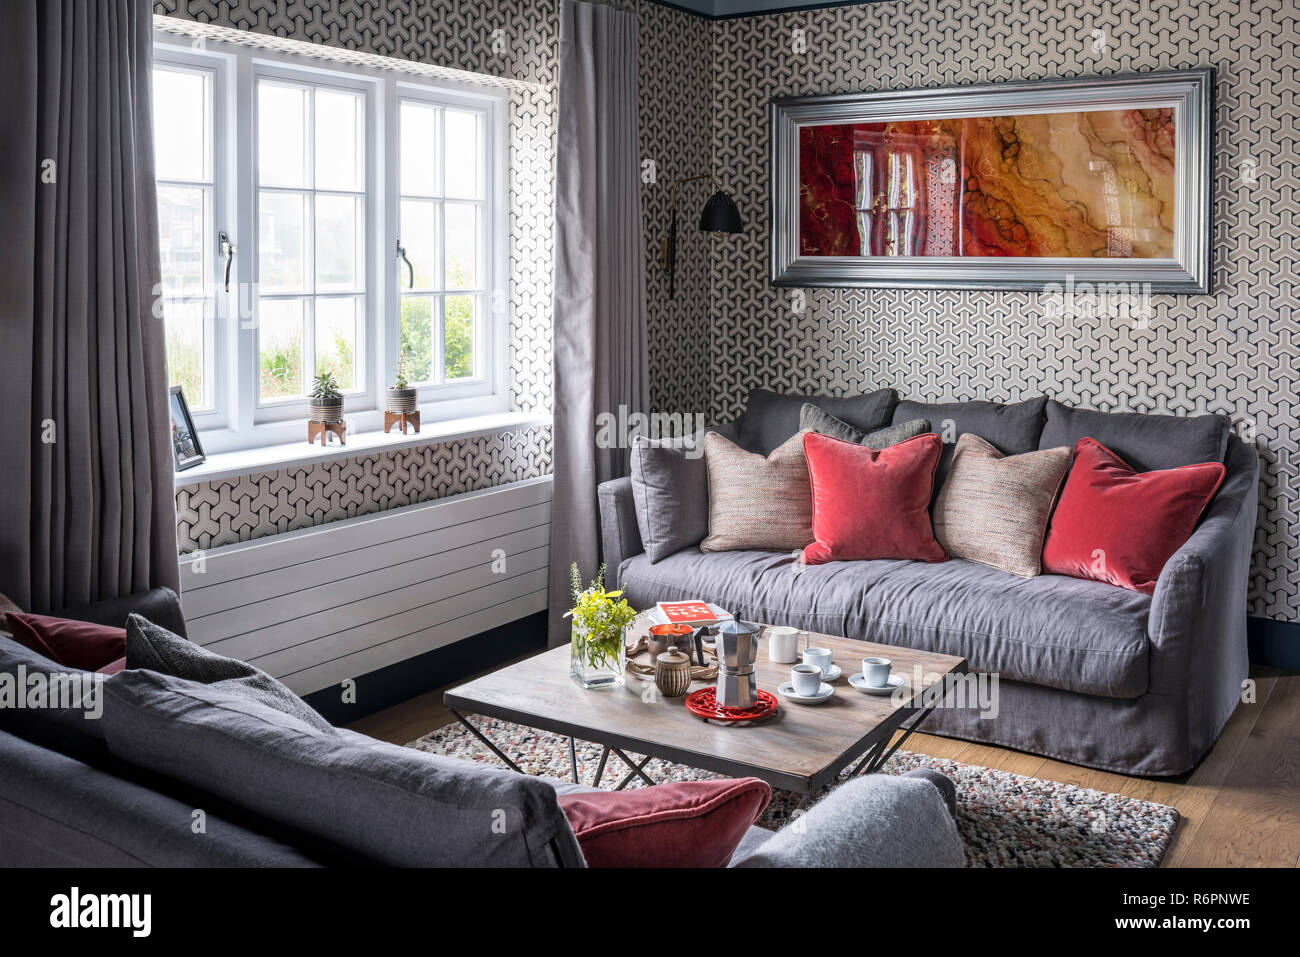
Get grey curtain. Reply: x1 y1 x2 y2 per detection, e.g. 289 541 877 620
548 0 651 643
0 0 179 612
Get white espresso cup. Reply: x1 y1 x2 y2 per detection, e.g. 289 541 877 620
863 656 892 688
791 664 823 696
766 626 799 664
802 647 834 676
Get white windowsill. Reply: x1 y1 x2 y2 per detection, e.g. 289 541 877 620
173 411 551 486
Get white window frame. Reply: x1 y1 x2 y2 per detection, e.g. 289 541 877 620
153 33 509 455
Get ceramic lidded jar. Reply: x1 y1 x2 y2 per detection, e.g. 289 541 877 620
654 645 693 698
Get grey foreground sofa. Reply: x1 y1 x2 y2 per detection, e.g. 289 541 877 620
600 391 1259 776
0 588 963 868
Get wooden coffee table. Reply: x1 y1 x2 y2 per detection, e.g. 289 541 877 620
444 629 966 803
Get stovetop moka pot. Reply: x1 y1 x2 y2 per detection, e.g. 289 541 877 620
714 619 760 709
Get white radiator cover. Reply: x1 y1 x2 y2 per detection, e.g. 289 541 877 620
179 476 552 696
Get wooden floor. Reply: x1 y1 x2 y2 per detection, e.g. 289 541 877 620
348 658 1300 867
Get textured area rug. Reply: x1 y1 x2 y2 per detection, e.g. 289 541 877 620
407 715 1179 867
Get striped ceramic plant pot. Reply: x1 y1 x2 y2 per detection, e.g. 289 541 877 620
309 398 344 424
385 388 418 414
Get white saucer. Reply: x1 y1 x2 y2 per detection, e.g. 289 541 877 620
848 673 905 695
777 680 834 704
815 664 843 682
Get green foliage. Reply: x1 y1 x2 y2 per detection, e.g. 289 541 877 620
260 334 302 399
565 563 637 671
309 369 343 401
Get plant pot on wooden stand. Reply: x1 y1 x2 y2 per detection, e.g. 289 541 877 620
308 371 346 446
384 354 420 434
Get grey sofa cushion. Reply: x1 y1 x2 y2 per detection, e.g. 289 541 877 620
1039 400 1231 470
102 669 584 867
738 387 897 455
800 404 931 448
733 774 965 868
0 728 318 867
126 614 334 733
630 429 719 564
0 636 109 764
619 548 1151 698
892 396 1048 494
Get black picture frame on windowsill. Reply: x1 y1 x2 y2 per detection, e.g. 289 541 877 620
168 385 206 472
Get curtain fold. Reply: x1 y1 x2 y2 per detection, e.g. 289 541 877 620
549 0 651 643
0 0 179 612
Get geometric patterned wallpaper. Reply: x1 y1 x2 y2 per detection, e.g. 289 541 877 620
705 0 1299 622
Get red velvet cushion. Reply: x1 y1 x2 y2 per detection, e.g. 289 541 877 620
800 431 948 565
558 778 771 868
1042 437 1226 594
4 613 126 671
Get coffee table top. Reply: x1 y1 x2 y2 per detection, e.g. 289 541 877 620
445 627 967 793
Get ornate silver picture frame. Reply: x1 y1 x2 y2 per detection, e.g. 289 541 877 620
770 69 1214 293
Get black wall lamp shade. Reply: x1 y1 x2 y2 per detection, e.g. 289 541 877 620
700 190 743 234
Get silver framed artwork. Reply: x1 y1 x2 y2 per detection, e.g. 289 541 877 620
770 69 1214 293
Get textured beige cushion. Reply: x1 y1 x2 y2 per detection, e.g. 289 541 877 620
932 434 1071 577
702 431 813 552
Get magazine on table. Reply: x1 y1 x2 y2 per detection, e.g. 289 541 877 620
647 600 734 628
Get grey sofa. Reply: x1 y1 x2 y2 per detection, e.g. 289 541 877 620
600 391 1258 776
0 588 963 868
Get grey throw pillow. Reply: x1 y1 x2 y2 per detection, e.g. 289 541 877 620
125 614 334 733
630 432 709 564
738 388 898 455
800 404 931 449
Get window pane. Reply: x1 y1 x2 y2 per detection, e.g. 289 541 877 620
258 82 309 188
259 298 305 400
400 101 439 196
444 202 478 289
315 297 359 391
153 68 209 182
444 110 481 199
315 194 360 292
444 295 474 381
157 185 208 297
259 191 307 293
164 299 208 410
316 89 362 191
400 296 435 384
400 199 440 290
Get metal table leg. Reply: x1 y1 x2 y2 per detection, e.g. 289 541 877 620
851 706 936 777
592 745 611 787
611 749 657 789
450 709 524 774
567 736 579 784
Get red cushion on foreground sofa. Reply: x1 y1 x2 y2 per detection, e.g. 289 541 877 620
558 778 771 867
801 431 948 565
4 612 126 671
1042 437 1226 594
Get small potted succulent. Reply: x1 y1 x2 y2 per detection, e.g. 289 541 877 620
309 369 344 424
386 353 418 414
566 562 637 689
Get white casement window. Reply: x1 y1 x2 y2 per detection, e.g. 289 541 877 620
152 60 220 415
152 37 507 454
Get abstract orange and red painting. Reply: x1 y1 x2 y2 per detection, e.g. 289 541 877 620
798 108 1176 259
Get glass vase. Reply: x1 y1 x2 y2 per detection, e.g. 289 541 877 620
570 621 627 689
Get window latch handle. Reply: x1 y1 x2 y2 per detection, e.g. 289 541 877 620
396 239 414 289
219 231 236 293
